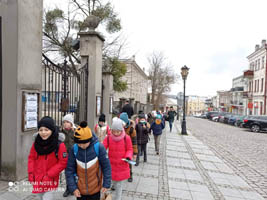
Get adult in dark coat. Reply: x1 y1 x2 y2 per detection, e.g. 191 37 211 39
122 100 134 119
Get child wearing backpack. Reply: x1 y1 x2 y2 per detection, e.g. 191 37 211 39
61 114 76 197
28 116 68 199
65 121 111 200
94 114 111 142
150 114 165 155
135 113 150 166
103 118 133 200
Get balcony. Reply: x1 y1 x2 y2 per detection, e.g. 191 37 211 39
243 70 254 79
243 91 253 99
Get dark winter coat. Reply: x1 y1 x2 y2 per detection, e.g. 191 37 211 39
65 134 111 194
168 110 177 122
135 122 150 145
150 121 165 135
122 104 134 119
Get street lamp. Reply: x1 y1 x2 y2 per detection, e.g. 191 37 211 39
176 93 179 120
181 65 189 135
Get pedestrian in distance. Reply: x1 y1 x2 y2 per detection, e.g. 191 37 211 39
94 113 111 143
65 121 111 200
103 118 133 200
167 106 177 132
28 116 68 200
119 112 138 182
61 114 77 197
135 113 150 165
122 100 134 119
149 114 165 155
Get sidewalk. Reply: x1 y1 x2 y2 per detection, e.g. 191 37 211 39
0 120 265 200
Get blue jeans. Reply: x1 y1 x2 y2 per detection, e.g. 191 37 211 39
169 120 173 132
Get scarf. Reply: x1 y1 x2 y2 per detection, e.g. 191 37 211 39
34 127 59 155
111 130 125 142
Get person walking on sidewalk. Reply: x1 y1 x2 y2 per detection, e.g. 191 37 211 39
65 121 111 200
150 114 165 155
135 113 150 165
167 106 177 132
61 114 76 197
122 100 134 119
94 114 111 143
28 116 68 200
120 112 138 182
103 118 133 200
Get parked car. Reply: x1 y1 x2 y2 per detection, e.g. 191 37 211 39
223 114 234 124
206 111 219 120
235 115 247 127
218 112 229 123
241 115 258 128
199 113 207 119
242 116 267 132
228 115 240 125
212 115 219 122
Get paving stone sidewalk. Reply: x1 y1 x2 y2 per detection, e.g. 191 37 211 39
0 121 265 200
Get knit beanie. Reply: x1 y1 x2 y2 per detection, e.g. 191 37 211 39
38 116 55 132
74 121 93 143
138 113 146 119
120 112 129 125
99 114 106 122
111 118 124 131
62 114 76 128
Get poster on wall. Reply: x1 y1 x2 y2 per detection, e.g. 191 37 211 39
109 96 113 114
22 92 39 131
96 96 101 116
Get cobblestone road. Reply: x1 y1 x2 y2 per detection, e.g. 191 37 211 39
187 117 267 199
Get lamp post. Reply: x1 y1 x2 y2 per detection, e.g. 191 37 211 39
176 93 179 120
181 65 189 135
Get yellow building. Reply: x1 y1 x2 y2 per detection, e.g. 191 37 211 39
187 95 207 115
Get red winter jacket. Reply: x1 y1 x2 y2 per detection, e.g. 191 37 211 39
103 132 133 181
27 142 68 193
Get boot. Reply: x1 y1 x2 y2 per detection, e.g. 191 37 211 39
128 175 133 182
63 188 71 197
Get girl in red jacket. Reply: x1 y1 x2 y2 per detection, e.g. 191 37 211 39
103 118 133 200
28 116 68 199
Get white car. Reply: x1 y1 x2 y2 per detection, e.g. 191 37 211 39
212 116 219 122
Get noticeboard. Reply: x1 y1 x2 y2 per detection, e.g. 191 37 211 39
22 91 40 131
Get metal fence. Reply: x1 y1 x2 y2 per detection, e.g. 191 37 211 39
42 54 88 126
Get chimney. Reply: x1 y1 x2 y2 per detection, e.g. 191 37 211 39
262 39 266 47
255 44 260 51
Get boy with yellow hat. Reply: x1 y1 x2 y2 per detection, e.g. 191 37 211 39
65 121 111 200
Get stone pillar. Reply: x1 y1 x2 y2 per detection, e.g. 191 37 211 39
0 0 43 180
102 72 113 126
79 28 104 129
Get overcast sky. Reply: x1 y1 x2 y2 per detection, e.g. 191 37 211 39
44 0 267 97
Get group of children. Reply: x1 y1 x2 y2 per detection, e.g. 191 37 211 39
27 111 165 200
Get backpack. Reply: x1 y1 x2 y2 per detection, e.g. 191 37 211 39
73 142 100 158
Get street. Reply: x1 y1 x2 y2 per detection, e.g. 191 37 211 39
187 117 267 198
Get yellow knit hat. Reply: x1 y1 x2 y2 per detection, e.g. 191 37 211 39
74 121 93 143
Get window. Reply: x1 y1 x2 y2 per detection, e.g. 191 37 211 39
258 79 260 92
255 80 257 92
261 78 264 92
262 57 265 69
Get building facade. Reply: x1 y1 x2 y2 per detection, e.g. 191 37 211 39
187 95 207 115
217 90 232 112
230 75 245 115
114 58 149 113
244 40 267 115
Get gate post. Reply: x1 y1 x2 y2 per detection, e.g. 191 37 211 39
79 16 105 129
0 0 43 180
102 72 113 126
